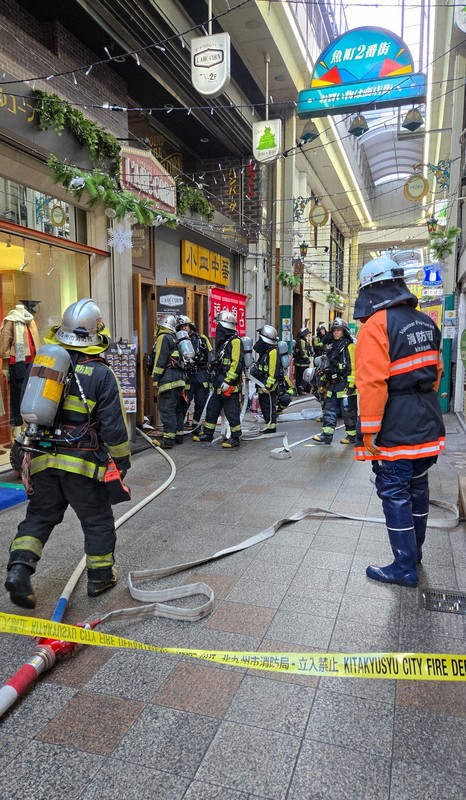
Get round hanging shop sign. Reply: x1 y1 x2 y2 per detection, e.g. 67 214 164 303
403 173 429 202
309 203 329 227
50 204 66 226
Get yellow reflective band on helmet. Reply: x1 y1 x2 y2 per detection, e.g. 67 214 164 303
9 537 43 558
1 613 465 682
43 327 110 354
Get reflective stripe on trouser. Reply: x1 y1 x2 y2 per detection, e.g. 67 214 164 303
322 393 357 438
8 469 116 569
158 386 184 439
203 390 242 436
258 389 277 430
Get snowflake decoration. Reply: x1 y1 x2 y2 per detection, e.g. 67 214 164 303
107 222 133 254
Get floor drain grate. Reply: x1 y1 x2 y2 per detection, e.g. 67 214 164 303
421 589 466 615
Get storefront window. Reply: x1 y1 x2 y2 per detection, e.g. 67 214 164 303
0 177 86 242
0 231 91 470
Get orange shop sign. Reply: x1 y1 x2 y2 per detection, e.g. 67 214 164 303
120 146 177 214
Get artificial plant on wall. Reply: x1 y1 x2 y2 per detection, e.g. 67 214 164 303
176 181 215 221
48 155 178 227
34 90 121 167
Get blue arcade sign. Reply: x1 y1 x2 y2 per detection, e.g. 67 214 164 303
297 27 426 118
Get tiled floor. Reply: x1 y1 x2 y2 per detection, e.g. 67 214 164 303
0 408 464 799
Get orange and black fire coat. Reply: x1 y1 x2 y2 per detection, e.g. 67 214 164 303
355 304 445 461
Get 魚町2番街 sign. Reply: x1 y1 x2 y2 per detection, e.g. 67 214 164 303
297 27 426 118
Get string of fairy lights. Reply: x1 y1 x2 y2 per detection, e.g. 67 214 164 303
0 0 461 268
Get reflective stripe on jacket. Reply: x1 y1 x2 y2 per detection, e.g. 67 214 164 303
152 329 185 392
30 354 130 479
293 337 312 367
354 305 445 461
256 346 280 392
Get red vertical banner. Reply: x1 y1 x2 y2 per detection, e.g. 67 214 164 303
209 287 247 338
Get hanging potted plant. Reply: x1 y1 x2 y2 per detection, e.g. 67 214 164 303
176 181 215 221
325 289 343 308
277 270 302 290
428 225 461 266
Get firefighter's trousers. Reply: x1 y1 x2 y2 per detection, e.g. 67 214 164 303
322 392 357 439
181 380 210 426
295 365 310 394
258 389 277 430
372 456 435 562
8 468 116 572
158 386 185 441
204 391 241 439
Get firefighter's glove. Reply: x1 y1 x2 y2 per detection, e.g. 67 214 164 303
220 382 230 393
114 458 130 480
363 433 381 456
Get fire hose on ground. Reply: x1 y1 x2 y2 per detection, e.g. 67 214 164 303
1 428 460 717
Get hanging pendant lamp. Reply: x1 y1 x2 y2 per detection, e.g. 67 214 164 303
348 114 368 137
401 107 424 132
300 120 319 144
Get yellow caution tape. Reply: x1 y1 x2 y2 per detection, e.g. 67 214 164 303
1 612 465 681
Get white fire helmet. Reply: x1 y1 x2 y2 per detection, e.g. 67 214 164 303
216 310 237 331
157 313 177 332
55 299 105 347
359 257 405 287
257 324 278 344
330 317 348 331
176 314 192 327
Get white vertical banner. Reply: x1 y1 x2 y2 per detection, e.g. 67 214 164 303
252 119 282 163
191 33 231 97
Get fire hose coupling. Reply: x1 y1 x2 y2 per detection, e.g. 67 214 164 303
36 638 78 659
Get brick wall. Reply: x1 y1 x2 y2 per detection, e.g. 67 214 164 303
0 0 128 138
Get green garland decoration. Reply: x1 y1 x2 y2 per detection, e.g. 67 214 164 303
48 155 178 227
34 90 121 169
277 270 302 290
429 225 461 262
176 181 215 221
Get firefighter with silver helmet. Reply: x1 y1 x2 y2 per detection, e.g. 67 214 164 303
176 315 212 432
354 257 445 588
311 317 357 445
151 312 186 448
252 324 280 434
193 310 244 448
4 299 131 609
293 326 313 394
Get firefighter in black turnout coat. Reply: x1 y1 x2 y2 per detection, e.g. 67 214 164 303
193 311 244 448
4 299 131 609
176 315 212 432
252 324 280 434
312 318 357 445
151 312 186 449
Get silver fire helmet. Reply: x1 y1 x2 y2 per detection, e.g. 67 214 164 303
257 324 278 344
216 310 237 330
55 299 105 346
157 312 177 332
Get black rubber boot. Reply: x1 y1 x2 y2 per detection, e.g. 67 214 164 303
5 564 37 609
193 433 213 442
87 567 119 598
175 435 184 444
366 529 418 587
160 438 174 449
312 433 332 445
222 437 240 448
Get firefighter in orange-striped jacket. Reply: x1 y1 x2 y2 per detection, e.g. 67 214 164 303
354 257 445 588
